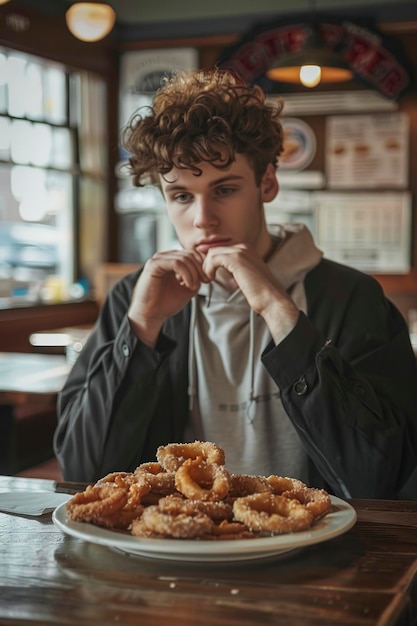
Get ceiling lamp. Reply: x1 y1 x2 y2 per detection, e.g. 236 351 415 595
266 0 353 89
0 0 12 4
65 2 116 42
267 24 353 88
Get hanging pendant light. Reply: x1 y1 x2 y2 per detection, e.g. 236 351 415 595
66 2 116 42
267 24 353 88
266 0 353 88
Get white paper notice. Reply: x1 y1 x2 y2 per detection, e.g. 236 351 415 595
326 113 409 189
314 191 412 273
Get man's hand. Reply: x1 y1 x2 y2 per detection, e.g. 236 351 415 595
128 250 209 347
202 243 299 344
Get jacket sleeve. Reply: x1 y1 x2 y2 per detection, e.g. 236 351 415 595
262 267 417 499
53 272 179 482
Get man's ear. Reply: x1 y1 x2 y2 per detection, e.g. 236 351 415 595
261 164 279 202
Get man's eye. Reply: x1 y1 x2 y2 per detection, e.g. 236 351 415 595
174 193 191 203
216 186 234 196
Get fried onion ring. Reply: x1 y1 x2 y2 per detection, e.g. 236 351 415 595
267 475 332 519
205 519 256 540
228 473 271 498
281 487 332 520
130 517 166 538
95 471 135 489
92 505 144 530
158 494 233 521
266 475 307 495
66 484 128 523
134 462 176 495
174 457 230 501
156 441 225 472
139 504 214 538
233 493 314 534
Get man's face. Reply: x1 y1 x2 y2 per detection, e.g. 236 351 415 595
159 153 278 258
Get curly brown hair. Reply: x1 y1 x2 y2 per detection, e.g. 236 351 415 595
122 69 284 187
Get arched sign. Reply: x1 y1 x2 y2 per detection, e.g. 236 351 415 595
219 16 411 100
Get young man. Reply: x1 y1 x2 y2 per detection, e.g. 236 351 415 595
54 69 417 498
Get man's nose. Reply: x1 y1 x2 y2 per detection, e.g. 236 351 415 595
193 196 219 227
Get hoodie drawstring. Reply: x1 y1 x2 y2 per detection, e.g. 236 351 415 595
188 283 212 411
187 296 197 411
246 308 257 424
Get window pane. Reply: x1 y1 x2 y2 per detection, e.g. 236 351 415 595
0 53 7 113
10 119 32 164
51 127 73 169
0 116 10 160
31 123 53 167
44 67 66 125
78 72 107 174
25 62 44 120
79 176 107 282
7 54 26 118
0 163 74 302
11 166 48 220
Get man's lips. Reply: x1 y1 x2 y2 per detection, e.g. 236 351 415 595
196 239 232 253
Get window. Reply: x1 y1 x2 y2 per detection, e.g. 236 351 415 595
0 47 107 305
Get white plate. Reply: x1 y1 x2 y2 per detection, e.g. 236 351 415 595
53 496 356 563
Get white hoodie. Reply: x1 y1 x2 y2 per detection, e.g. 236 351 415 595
187 224 323 478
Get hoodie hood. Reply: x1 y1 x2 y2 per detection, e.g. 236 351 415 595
267 223 323 292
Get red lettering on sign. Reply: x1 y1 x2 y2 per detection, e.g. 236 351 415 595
219 18 409 99
224 42 268 81
320 23 345 48
380 68 409 99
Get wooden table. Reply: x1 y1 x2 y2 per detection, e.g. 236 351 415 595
0 353 71 474
0 475 417 625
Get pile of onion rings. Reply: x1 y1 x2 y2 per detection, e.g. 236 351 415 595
66 440 333 540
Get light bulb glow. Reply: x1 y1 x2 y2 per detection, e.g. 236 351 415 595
66 3 116 42
299 65 322 88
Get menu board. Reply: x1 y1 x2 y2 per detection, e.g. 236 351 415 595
325 113 409 189
314 191 411 273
